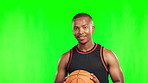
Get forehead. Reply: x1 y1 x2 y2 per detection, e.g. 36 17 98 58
72 17 91 26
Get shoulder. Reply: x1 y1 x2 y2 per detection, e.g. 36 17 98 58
59 46 75 66
58 47 74 69
61 51 70 59
103 47 116 57
103 47 119 66
59 50 71 65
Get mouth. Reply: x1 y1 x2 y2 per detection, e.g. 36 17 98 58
77 35 87 40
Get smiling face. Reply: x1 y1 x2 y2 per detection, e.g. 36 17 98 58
72 17 94 44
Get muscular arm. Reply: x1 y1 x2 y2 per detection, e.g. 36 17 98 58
103 48 124 83
54 51 70 83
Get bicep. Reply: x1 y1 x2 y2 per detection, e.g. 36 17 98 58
109 63 124 83
54 67 67 83
104 49 124 83
54 53 69 83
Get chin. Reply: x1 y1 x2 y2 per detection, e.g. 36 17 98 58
78 41 87 45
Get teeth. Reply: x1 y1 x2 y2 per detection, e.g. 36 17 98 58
79 36 85 39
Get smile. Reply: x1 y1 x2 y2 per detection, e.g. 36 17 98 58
78 36 86 40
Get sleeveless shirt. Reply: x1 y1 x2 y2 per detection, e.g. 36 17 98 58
66 43 109 83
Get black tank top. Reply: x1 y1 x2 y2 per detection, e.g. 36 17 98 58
66 43 109 83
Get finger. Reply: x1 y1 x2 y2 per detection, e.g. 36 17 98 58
90 73 97 79
90 73 100 83
90 73 96 80
90 77 97 82
64 77 67 81
63 77 67 83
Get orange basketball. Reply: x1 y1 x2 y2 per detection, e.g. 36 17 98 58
66 70 94 83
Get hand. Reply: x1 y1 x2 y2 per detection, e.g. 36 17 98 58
90 73 100 83
63 77 67 83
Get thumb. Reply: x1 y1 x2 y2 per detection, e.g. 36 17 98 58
63 77 68 82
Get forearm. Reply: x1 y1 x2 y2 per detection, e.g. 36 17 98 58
54 82 64 83
54 80 65 83
54 81 64 83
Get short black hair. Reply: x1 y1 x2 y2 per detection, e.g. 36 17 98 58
72 13 92 21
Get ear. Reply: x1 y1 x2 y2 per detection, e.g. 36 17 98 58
92 26 95 33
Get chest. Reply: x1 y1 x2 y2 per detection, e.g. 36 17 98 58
68 52 105 74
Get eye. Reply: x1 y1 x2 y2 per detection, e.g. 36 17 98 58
74 27 78 30
83 27 87 29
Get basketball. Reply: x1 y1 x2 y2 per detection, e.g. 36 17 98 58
66 70 94 83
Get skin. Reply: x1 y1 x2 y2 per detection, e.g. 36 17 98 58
54 16 124 83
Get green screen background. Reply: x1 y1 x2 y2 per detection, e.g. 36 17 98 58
0 0 148 83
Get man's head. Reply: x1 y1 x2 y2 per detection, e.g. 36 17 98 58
72 13 95 44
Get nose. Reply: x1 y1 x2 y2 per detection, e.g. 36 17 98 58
78 28 84 34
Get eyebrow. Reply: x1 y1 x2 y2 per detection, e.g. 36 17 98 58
82 24 88 26
82 24 88 27
74 24 88 28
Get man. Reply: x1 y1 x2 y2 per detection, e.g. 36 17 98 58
54 13 124 83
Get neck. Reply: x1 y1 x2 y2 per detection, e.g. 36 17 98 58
77 41 94 52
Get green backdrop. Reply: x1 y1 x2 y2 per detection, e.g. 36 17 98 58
0 0 148 83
